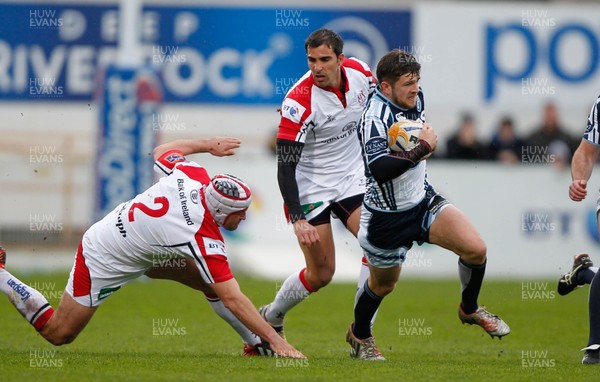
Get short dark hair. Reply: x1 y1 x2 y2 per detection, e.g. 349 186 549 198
305 29 344 56
376 49 421 85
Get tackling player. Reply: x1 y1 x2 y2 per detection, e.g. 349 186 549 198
560 93 600 364
347 49 510 360
258 29 377 338
0 137 304 359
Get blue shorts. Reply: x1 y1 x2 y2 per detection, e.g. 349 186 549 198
357 184 450 268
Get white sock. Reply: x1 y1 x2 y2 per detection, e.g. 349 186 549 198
0 268 54 329
266 268 312 326
206 294 260 346
355 256 378 329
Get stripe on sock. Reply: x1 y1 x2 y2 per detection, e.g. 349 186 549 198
298 268 317 293
32 305 54 331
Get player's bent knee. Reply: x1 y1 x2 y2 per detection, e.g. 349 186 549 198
304 267 334 291
461 240 487 264
309 272 334 291
371 282 395 297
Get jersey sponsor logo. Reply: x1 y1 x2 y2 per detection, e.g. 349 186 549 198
177 179 195 226
115 204 128 238
365 137 388 155
318 123 358 144
203 237 226 256
281 98 306 124
395 112 423 124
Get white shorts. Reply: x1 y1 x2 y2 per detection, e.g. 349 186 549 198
64 238 150 307
296 166 365 221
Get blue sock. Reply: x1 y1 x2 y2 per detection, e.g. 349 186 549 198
588 271 600 346
458 258 486 314
578 267 598 285
353 280 382 339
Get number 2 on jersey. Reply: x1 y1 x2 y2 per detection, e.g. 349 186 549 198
128 196 169 222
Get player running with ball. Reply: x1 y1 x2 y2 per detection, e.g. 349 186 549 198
347 49 510 360
0 137 304 359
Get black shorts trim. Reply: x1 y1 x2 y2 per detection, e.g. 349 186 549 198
308 193 364 227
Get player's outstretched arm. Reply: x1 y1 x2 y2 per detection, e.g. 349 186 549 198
211 278 306 359
570 139 600 202
153 137 241 160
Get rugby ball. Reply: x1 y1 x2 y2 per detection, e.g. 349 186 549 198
388 120 423 152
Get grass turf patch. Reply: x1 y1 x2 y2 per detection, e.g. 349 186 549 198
1 272 596 381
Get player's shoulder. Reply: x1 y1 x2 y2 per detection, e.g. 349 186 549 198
342 57 374 78
173 161 211 185
283 71 314 105
279 72 314 126
364 89 388 112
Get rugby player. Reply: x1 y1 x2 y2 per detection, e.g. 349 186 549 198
258 29 377 338
0 137 304 359
561 93 600 364
347 49 510 360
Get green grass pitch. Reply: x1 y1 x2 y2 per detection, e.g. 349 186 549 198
2 272 598 381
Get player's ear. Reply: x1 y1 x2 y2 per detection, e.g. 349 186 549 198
380 80 392 96
338 53 345 63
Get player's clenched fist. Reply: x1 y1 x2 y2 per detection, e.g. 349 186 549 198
293 220 320 246
569 179 588 201
420 123 438 152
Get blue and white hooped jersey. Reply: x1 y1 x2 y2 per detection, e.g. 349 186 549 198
583 94 600 145
358 86 428 211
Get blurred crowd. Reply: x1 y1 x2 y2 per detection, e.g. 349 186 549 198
443 102 580 168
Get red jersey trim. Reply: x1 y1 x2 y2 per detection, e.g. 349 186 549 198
155 150 186 175
204 255 234 283
176 163 211 186
342 57 376 82
72 242 91 297
277 74 314 141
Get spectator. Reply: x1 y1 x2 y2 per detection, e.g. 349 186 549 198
527 102 579 158
488 116 527 164
446 113 488 160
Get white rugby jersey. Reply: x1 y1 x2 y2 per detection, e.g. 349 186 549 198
583 94 600 145
277 57 376 189
84 151 232 284
359 87 428 211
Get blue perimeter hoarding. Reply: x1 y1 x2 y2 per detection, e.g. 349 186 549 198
0 4 411 104
94 65 161 220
